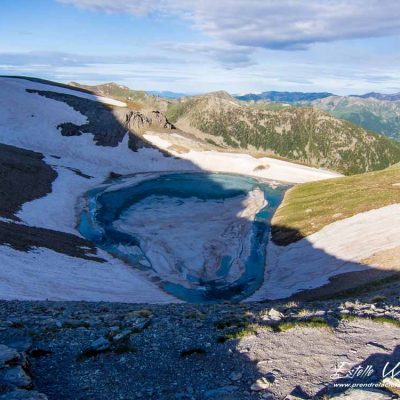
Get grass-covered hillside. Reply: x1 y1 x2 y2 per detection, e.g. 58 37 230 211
272 163 400 245
167 92 400 175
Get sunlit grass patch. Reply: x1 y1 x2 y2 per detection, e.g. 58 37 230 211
270 317 331 332
272 164 400 245
216 317 332 343
339 314 400 328
370 316 400 328
214 317 251 330
217 327 259 343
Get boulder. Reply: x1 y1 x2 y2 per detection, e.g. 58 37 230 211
0 366 31 388
251 377 272 391
0 346 20 368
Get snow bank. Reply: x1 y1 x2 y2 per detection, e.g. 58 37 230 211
249 204 400 300
144 133 341 184
0 245 180 303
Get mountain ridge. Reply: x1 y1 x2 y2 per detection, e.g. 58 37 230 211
356 91 400 101
166 92 400 174
235 90 400 103
234 88 400 141
307 95 400 141
235 91 334 102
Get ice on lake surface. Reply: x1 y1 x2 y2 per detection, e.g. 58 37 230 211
79 172 288 302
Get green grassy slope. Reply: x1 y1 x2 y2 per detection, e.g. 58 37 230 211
271 163 400 245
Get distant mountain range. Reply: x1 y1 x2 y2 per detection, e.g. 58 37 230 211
355 92 400 101
235 90 400 103
235 91 334 102
146 90 187 99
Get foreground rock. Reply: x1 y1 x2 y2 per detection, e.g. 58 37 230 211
0 343 47 399
0 347 20 369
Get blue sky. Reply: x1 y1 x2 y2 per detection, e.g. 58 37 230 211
1 0 400 94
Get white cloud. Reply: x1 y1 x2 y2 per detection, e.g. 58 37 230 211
157 42 255 68
58 0 400 50
57 0 163 15
0 51 183 67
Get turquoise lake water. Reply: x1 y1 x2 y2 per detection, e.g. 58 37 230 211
78 172 288 303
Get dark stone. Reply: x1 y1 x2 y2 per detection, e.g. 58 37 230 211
0 389 48 399
0 366 31 389
56 122 82 137
0 143 57 221
0 221 105 262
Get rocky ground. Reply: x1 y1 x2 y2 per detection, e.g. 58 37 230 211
0 296 399 400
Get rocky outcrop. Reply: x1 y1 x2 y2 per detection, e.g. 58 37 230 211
125 110 174 132
124 110 175 151
113 108 175 151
